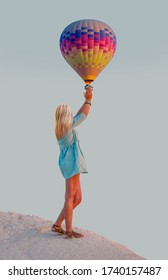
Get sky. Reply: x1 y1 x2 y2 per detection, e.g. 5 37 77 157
0 0 168 259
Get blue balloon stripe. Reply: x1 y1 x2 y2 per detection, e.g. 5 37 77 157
100 30 105 38
75 30 81 38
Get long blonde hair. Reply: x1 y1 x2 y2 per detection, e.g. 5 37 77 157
55 104 73 139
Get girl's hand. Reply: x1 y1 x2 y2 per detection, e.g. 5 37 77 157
84 87 93 102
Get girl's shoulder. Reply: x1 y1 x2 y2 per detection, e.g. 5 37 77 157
57 129 74 147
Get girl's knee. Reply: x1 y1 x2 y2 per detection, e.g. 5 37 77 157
65 192 74 203
74 195 82 206
65 174 81 205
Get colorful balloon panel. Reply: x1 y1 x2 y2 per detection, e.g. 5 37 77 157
60 19 117 84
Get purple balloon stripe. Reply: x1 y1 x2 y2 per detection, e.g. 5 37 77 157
76 44 82 49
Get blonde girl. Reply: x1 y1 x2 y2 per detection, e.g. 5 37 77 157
52 86 93 238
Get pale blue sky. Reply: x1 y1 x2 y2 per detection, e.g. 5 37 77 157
0 0 168 259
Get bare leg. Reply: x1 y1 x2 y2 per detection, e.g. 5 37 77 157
54 182 82 226
64 179 75 232
63 173 81 233
53 174 83 237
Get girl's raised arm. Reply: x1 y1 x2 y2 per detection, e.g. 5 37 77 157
76 87 93 116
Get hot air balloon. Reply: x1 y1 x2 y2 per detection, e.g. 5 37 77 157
60 19 117 85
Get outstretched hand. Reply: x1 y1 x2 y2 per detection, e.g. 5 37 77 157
84 86 93 102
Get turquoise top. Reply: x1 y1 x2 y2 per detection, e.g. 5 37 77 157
57 112 88 179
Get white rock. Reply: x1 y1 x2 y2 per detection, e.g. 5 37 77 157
0 211 145 260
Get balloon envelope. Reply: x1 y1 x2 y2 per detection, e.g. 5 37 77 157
60 19 117 84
